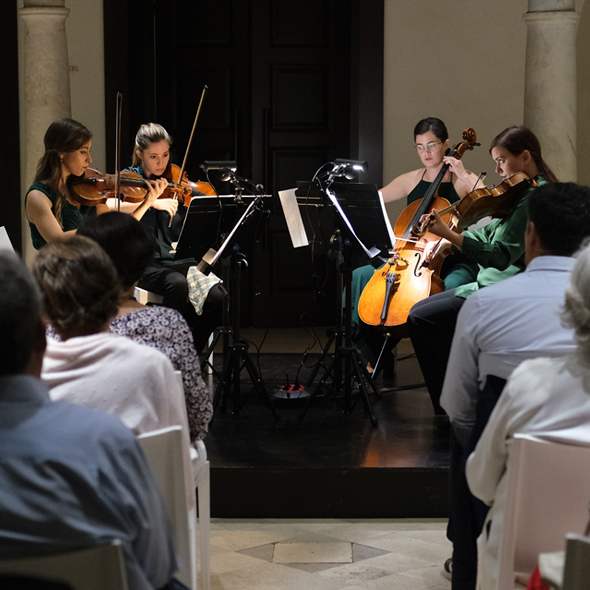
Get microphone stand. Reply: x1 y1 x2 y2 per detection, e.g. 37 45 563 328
197 178 279 420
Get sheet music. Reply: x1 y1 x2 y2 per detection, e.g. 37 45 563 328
0 226 14 252
325 187 380 259
278 189 309 248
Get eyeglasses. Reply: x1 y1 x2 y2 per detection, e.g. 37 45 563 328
415 141 442 153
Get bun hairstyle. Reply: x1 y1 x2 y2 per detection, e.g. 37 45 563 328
413 117 449 143
132 123 173 166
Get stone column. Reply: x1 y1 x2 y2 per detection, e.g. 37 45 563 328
19 0 71 259
524 0 581 181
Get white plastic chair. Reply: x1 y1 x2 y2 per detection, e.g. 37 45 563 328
498 433 590 589
138 425 197 590
0 542 128 590
193 439 211 590
134 286 164 305
563 533 590 590
172 371 211 590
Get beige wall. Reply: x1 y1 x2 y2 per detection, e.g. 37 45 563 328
383 0 588 223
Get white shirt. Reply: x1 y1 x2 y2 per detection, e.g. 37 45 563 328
465 354 590 590
42 331 196 508
440 255 576 447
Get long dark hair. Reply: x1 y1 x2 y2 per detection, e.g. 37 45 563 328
34 118 92 225
413 117 449 142
490 125 557 183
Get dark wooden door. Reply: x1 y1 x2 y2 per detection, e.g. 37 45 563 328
105 0 383 328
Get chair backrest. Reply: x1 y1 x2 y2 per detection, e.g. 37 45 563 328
0 542 128 590
138 425 195 590
499 433 590 588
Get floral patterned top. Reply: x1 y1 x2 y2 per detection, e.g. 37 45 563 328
110 307 213 441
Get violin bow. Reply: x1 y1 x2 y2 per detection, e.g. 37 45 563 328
177 85 208 186
114 91 123 211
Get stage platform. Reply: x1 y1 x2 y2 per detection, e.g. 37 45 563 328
204 328 451 519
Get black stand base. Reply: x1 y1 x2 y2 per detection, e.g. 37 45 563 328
299 341 380 426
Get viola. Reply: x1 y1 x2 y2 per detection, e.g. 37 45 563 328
413 172 535 234
357 128 479 335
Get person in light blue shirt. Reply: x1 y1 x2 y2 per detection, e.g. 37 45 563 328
440 182 590 590
0 251 180 590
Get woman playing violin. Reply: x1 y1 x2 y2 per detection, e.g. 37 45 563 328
408 125 557 415
26 118 165 250
352 117 481 369
123 122 224 354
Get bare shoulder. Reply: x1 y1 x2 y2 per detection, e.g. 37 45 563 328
380 168 424 203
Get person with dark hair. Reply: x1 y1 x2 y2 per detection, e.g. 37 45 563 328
440 182 590 589
25 118 166 250
33 236 199 505
407 125 556 415
466 237 590 590
0 250 179 590
77 211 213 443
111 122 224 354
352 117 482 368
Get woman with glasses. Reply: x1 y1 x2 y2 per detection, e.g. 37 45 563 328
351 117 481 370
380 117 481 206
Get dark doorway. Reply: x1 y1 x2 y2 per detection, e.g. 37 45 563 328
104 0 383 328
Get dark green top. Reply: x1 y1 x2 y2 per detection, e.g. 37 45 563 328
406 178 461 206
454 176 547 297
26 181 97 250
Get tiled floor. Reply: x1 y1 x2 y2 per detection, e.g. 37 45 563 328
209 518 451 589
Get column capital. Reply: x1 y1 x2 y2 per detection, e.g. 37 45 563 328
23 0 66 7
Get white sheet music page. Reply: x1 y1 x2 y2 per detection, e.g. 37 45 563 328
278 188 309 248
0 226 14 252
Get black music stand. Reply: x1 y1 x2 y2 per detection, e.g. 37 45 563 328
297 178 394 426
196 194 280 420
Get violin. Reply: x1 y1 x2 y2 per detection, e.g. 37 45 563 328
413 172 535 234
357 128 479 335
161 163 216 205
69 164 216 209
69 168 150 206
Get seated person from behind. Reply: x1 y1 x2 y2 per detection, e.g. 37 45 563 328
466 239 590 590
440 182 590 590
0 251 178 590
33 235 198 504
77 211 213 444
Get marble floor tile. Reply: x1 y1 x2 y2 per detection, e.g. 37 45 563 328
208 518 452 589
273 542 353 564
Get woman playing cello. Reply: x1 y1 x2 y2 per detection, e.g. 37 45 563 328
351 117 482 369
408 125 557 415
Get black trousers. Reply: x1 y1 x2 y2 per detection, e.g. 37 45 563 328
447 375 506 590
138 261 225 353
406 289 466 414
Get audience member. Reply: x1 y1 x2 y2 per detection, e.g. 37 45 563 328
0 250 178 590
33 235 197 505
77 211 213 442
466 238 590 590
440 182 590 589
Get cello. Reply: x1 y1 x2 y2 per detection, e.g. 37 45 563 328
357 128 479 337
